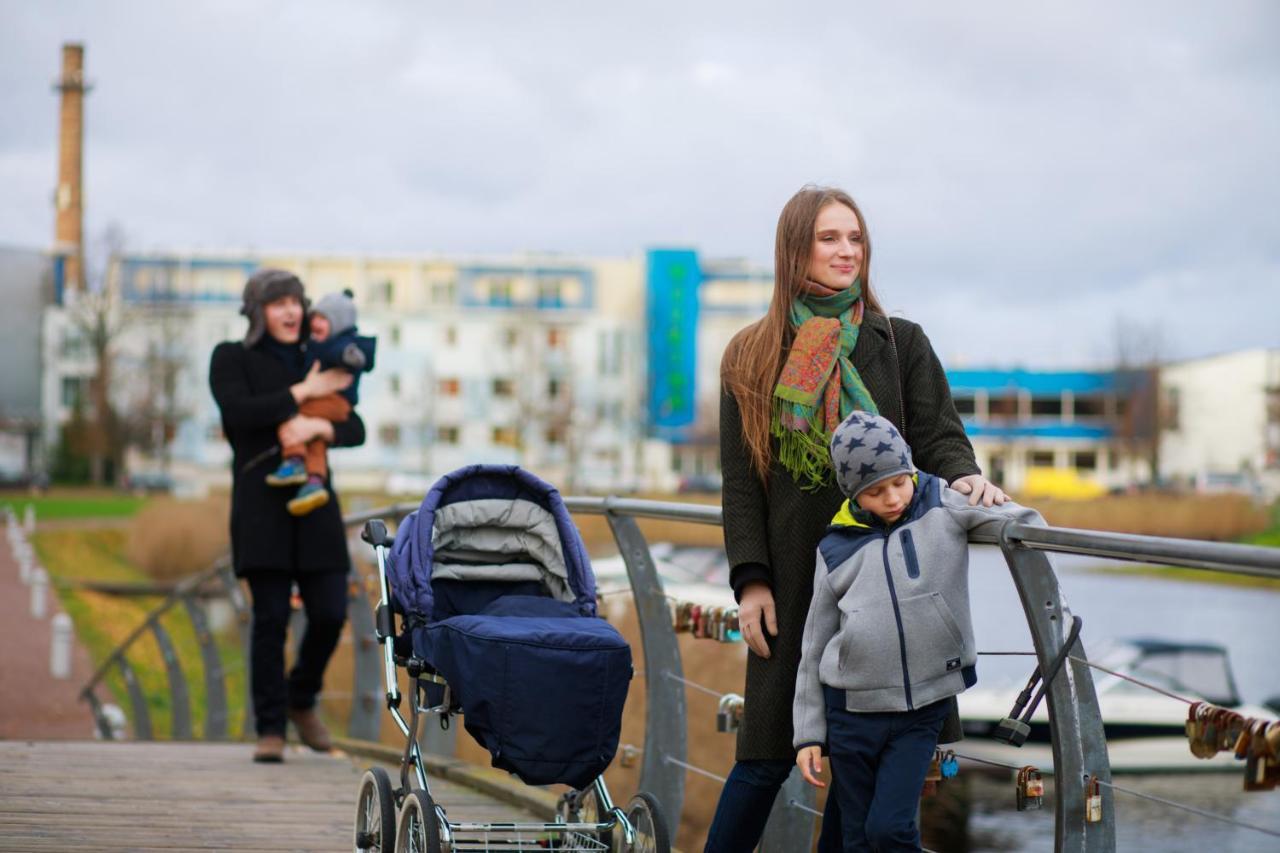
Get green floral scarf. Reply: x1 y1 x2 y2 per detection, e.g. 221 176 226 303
771 280 879 490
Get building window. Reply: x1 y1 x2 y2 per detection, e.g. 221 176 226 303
389 374 401 397
371 279 395 304
431 280 456 305
492 426 518 446
988 393 1018 419
1073 451 1098 471
547 327 566 349
444 326 457 346
438 378 460 396
537 279 562 307
545 425 566 446
379 424 401 447
389 324 401 346
952 395 976 416
548 377 563 399
501 327 519 348
60 376 86 408
1162 387 1181 432
436 425 460 444
488 278 514 306
1030 397 1063 417
492 378 514 398
61 331 87 359
1074 395 1106 418
1028 450 1056 468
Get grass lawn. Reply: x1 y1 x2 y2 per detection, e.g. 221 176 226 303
1 492 148 520
33 527 246 739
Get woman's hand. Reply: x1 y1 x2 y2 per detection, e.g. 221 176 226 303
292 362 353 403
951 474 1008 507
739 581 777 659
278 415 334 448
796 746 826 788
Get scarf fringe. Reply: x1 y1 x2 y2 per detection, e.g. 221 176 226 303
771 397 835 492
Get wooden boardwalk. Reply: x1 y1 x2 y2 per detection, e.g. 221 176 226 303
0 740 543 851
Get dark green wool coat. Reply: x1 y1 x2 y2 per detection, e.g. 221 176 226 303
721 312 979 762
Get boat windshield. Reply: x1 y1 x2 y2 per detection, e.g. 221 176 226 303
1098 639 1242 707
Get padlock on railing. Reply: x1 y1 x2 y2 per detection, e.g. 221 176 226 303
1015 766 1044 811
716 694 744 733
1244 719 1278 792
618 744 640 769
940 749 959 780
724 607 741 642
922 750 943 797
1084 774 1103 823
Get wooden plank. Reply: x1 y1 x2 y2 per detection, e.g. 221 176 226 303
0 740 544 851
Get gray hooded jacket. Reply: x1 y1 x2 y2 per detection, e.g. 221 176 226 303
792 471 1045 750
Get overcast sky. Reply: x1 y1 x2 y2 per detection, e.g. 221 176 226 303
2 1 1277 368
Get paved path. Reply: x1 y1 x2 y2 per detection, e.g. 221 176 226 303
0 526 98 740
0 740 544 851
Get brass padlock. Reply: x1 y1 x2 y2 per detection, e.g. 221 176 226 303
1264 722 1280 787
1244 719 1277 792
618 744 640 769
1015 766 1043 811
673 602 691 633
716 694 744 733
1190 705 1216 759
1232 717 1254 760
1084 774 1103 823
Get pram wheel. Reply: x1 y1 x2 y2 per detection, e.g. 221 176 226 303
394 789 442 853
623 792 670 853
354 767 396 852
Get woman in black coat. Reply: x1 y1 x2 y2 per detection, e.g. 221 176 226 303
208 269 366 762
704 187 1007 852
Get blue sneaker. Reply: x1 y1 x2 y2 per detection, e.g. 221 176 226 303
266 457 308 486
287 481 330 516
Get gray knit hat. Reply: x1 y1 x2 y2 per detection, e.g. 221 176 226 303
240 268 308 347
829 411 914 498
312 289 358 337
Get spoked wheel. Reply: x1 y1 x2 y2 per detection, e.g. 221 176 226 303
623 792 670 853
394 789 442 853
354 767 397 852
555 785 612 852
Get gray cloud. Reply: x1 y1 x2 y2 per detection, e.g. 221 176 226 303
1 0 1276 365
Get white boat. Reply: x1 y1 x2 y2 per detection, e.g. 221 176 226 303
958 638 1278 742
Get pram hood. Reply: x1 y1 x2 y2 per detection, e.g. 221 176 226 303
390 464 597 624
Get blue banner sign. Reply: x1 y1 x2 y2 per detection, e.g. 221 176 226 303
646 249 701 441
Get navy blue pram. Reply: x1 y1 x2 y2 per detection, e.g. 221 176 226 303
386 464 632 790
354 465 670 852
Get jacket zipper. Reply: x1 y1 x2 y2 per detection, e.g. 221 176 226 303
882 534 913 710
902 528 921 579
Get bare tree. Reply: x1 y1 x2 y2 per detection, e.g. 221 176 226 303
1112 316 1165 483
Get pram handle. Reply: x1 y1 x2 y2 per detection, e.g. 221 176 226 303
362 519 390 547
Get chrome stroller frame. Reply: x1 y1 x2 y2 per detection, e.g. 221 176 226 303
353 518 670 853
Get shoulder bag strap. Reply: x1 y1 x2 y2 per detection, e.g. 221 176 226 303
884 315 908 441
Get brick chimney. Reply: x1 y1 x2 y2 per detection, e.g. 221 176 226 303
53 43 90 294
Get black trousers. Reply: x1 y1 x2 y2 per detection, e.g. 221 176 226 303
246 571 349 736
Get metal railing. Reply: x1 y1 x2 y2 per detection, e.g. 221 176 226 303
78 496 1280 852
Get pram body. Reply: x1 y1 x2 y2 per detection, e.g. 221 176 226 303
353 464 671 853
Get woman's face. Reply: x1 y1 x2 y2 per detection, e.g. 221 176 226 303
807 202 864 291
262 295 304 344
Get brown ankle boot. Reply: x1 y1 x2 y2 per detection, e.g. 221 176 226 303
288 707 332 752
253 734 285 763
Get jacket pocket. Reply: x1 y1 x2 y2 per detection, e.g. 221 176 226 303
834 607 903 690
901 529 921 579
898 592 965 685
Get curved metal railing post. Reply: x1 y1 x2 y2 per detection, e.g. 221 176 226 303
148 619 192 740
999 522 1114 852
601 497 688 827
346 570 383 741
181 594 229 740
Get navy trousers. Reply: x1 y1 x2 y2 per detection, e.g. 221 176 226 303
823 687 951 852
703 758 843 852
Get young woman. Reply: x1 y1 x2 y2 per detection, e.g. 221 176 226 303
208 269 365 762
704 187 1005 851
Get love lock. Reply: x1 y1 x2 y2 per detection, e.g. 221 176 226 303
618 744 640 769
1015 766 1044 812
1084 774 1103 823
716 694 744 733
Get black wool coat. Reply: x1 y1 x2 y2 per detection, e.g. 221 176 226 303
209 341 366 577
721 312 979 761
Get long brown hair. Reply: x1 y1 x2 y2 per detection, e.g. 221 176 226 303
721 185 885 481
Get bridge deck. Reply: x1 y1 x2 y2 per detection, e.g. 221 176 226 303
0 740 542 851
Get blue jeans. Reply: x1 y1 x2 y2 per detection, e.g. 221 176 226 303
823 687 951 852
703 759 843 852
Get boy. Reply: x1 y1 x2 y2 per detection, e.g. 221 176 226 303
267 289 376 516
793 411 1044 852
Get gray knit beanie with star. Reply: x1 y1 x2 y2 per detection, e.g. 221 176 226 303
829 411 914 498
312 289 358 337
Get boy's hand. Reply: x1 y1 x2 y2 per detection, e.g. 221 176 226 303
796 746 826 788
738 582 777 659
